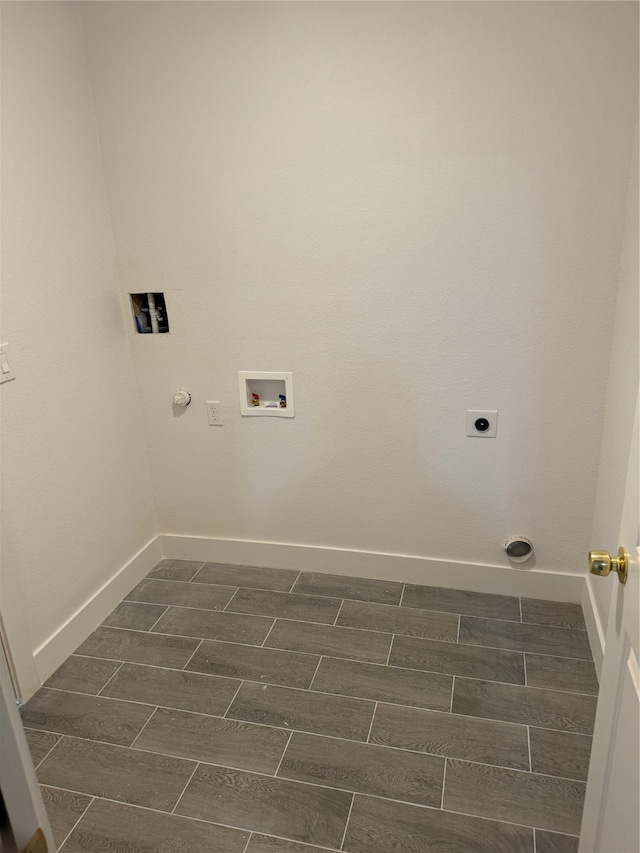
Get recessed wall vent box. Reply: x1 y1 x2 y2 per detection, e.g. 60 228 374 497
239 371 294 418
129 293 170 334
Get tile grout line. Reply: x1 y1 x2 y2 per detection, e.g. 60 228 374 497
385 635 394 666
181 639 205 671
523 654 528 687
456 614 461 643
56 794 94 850
526 725 532 773
259 619 278 647
288 570 303 593
273 729 294 778
145 605 171 633
518 596 523 623
129 706 160 748
332 598 346 626
440 757 448 809
308 655 324 690
399 583 406 607
31 735 62 771
222 587 241 612
97 661 126 697
339 793 356 852
171 761 201 815
241 832 253 853
365 701 378 744
450 676 455 713
222 681 244 718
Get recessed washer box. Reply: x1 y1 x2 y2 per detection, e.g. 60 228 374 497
239 371 294 418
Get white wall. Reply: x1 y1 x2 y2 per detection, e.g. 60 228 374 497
81 1 638 577
0 2 157 688
589 125 639 642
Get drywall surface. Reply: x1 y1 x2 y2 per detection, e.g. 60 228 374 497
590 126 639 635
82 2 638 574
0 3 157 661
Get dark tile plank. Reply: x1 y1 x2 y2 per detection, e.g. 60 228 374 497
228 682 375 742
344 794 534 853
153 606 273 644
75 626 198 668
101 662 240 716
226 588 340 624
403 584 520 621
370 703 529 769
526 654 599 695
443 758 586 836
25 729 61 767
102 601 167 631
176 764 352 849
279 731 444 806
390 635 525 684
44 656 121 695
148 559 203 581
459 616 593 659
194 562 299 592
61 797 249 852
135 707 288 774
535 829 580 853
337 599 458 641
186 640 319 689
41 786 91 849
312 656 452 711
521 599 586 630
265 619 391 664
453 678 597 734
248 837 340 853
21 688 153 746
529 727 592 781
38 736 195 810
126 577 236 610
293 572 402 605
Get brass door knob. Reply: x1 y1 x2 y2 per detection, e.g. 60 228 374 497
589 547 628 584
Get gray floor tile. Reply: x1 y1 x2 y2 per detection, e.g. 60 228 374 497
459 616 593 659
293 572 402 605
148 559 203 581
535 829 580 853
337 599 458 641
453 678 597 734
153 606 274 644
193 562 299 591
390 635 525 684
102 601 167 631
25 729 61 767
370 703 529 769
443 758 586 835
248 837 340 853
526 654 599 695
343 794 535 853
126 577 236 610
521 599 586 630
402 584 521 621
176 764 352 848
21 688 153 746
226 587 341 624
38 736 195 811
101 662 240 716
186 640 320 689
75 626 199 668
135 707 288 774
529 727 592 781
228 682 375 741
279 731 444 806
60 798 249 853
44 656 121 695
41 786 91 849
265 619 391 664
312 656 452 711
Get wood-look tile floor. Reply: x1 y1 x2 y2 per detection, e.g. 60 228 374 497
22 560 599 853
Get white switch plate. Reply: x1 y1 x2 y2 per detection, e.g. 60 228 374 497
467 410 498 437
0 343 15 384
206 401 223 425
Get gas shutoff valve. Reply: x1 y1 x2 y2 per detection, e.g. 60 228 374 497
173 389 191 407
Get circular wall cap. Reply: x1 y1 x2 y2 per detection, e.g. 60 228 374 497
504 536 534 562
173 389 191 407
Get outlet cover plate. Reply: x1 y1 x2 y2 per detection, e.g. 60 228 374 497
467 410 498 438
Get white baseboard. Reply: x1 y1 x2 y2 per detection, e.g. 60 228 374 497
160 534 585 603
582 576 606 677
32 536 163 694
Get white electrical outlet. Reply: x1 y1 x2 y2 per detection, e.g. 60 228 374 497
206 401 223 425
466 410 498 437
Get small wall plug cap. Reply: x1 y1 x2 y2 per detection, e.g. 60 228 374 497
504 536 534 563
173 389 191 407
